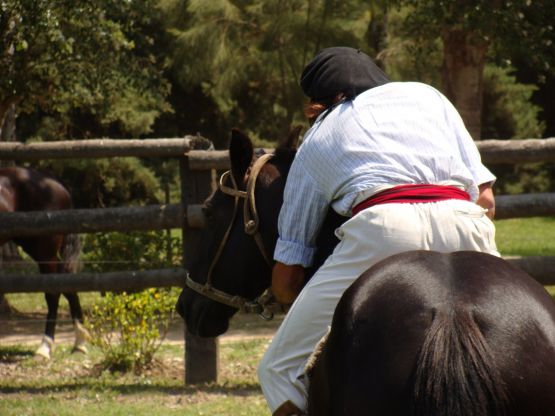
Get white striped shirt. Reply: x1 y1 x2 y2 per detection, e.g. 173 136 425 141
274 82 496 267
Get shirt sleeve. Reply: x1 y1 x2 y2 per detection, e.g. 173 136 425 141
273 156 330 268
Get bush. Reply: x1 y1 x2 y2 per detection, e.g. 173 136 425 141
86 288 179 373
82 230 182 273
82 230 182 373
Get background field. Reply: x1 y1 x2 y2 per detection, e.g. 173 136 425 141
0 217 553 415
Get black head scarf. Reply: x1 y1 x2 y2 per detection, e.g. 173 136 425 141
300 47 390 103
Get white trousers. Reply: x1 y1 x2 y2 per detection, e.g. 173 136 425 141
258 200 499 413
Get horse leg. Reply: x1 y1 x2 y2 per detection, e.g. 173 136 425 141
35 292 61 359
64 293 89 354
29 236 64 359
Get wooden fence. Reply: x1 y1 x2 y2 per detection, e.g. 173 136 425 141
0 137 554 384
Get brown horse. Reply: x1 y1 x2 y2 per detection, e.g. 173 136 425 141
177 129 555 415
0 167 88 359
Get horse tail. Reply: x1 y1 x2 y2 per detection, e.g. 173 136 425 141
413 308 508 416
60 233 82 273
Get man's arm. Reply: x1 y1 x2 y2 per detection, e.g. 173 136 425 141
271 262 306 304
477 183 495 219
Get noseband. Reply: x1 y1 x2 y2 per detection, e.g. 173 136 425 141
185 153 281 319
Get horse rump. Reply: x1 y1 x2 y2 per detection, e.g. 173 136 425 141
306 251 555 415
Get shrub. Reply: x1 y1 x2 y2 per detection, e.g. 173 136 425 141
82 230 182 273
83 230 182 373
86 288 179 373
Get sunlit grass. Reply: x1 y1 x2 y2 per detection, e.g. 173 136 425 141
5 292 103 315
495 217 555 257
0 338 270 416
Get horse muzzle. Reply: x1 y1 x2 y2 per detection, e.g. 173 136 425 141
176 286 234 337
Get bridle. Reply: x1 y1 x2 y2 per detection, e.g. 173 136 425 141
185 153 282 319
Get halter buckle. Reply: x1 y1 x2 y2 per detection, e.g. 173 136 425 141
244 219 257 235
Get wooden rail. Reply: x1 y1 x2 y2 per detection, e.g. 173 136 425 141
0 137 209 160
495 193 555 219
0 268 186 293
477 138 555 164
0 193 552 238
186 138 555 170
0 137 553 164
0 257 553 292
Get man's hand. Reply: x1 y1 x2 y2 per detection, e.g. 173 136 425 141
477 183 495 219
272 262 306 304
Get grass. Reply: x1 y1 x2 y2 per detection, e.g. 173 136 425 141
0 327 273 416
495 216 555 257
5 292 102 314
495 217 555 296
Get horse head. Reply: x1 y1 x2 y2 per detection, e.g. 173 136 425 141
177 128 301 337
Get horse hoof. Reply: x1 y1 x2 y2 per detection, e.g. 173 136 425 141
72 321 90 354
71 344 88 355
35 336 54 360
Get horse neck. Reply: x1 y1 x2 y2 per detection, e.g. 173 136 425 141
260 155 345 278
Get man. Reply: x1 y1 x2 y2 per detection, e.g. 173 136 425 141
257 46 498 416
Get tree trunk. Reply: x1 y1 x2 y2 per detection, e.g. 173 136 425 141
1 104 17 142
441 29 489 140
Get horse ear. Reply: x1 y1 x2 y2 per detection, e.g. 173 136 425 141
229 128 254 182
280 125 303 150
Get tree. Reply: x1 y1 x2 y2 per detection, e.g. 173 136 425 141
0 0 171 139
167 0 386 144
390 1 555 139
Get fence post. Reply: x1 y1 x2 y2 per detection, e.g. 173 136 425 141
180 138 218 384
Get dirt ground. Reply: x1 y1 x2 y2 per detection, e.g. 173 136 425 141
0 309 282 347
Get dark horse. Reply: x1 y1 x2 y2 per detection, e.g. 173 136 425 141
177 129 555 415
0 167 88 359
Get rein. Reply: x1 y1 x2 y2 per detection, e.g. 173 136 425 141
185 153 281 319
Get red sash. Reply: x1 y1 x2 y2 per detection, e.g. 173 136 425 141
352 184 470 216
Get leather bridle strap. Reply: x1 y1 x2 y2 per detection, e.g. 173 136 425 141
242 153 274 266
185 153 282 318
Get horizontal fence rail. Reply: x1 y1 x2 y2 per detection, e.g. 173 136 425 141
0 137 208 160
477 138 555 164
0 205 205 238
495 193 555 219
0 259 552 292
187 138 555 170
0 268 187 293
0 194 552 238
505 257 555 286
0 138 553 164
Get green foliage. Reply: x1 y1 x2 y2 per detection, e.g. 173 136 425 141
82 230 181 273
82 227 181 374
390 0 555 73
1 0 171 137
86 288 178 373
491 161 554 195
36 157 163 208
381 5 442 85
479 66 550 195
482 65 545 140
383 9 546 141
168 0 386 141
